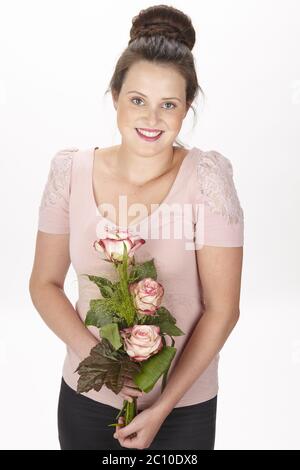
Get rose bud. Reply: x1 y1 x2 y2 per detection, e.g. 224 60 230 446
94 227 145 264
120 325 163 361
129 278 164 315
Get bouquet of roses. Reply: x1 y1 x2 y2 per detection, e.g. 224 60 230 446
75 227 185 430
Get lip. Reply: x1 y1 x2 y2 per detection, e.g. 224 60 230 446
135 128 163 141
137 127 163 132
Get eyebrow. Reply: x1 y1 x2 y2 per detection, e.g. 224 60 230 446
126 90 182 102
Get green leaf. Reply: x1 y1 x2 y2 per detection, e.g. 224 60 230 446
75 339 141 394
156 306 185 335
86 275 116 298
158 321 185 336
140 306 185 336
100 323 122 350
84 299 116 328
99 284 115 298
128 259 157 282
133 346 177 393
156 306 177 324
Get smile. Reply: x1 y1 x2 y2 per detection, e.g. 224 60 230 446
135 128 164 141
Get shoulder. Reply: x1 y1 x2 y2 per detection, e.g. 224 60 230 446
94 145 120 174
51 147 79 164
94 145 117 156
40 147 79 208
94 145 119 161
194 148 233 176
48 147 80 177
47 147 79 175
194 148 243 224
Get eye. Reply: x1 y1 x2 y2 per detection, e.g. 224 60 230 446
131 97 144 106
163 102 177 110
131 97 177 110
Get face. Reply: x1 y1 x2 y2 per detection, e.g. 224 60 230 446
112 60 190 153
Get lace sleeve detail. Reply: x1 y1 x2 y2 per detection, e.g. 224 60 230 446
195 150 244 247
196 150 244 225
38 147 78 234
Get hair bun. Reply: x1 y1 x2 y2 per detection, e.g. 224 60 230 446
129 5 195 51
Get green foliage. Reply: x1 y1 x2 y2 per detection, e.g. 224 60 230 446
133 347 177 393
141 306 185 336
100 323 122 350
83 274 116 298
85 298 117 328
80 237 186 429
76 339 141 394
128 258 157 283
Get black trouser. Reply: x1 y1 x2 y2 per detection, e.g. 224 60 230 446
58 377 217 450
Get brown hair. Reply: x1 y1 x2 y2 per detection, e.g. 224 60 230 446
104 4 204 148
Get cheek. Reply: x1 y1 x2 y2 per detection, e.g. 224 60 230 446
167 115 183 131
117 107 139 127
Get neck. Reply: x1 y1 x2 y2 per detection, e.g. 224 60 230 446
114 143 176 186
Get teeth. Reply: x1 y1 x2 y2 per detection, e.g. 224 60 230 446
137 128 162 137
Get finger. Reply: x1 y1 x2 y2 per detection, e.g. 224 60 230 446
119 393 141 402
113 417 124 438
117 421 138 441
119 393 135 403
122 386 143 397
124 377 138 388
119 433 140 449
117 417 124 429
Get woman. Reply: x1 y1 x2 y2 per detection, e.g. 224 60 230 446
29 5 244 450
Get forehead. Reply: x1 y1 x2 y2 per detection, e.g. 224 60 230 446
123 61 186 95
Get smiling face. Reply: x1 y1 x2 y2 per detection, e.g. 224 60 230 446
112 60 190 153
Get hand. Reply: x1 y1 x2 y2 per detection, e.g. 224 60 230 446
113 406 166 449
120 375 143 402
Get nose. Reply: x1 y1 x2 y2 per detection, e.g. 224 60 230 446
145 108 160 128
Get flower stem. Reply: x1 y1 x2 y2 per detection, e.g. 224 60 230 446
116 258 136 326
124 397 137 425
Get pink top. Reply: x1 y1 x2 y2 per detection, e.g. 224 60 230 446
37 146 244 411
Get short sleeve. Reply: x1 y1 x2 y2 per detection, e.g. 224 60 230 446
194 150 244 248
37 148 78 234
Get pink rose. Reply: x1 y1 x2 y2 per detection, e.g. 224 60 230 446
120 325 163 362
93 227 145 264
129 278 164 316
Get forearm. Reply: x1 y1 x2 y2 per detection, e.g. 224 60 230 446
152 309 239 418
29 282 99 360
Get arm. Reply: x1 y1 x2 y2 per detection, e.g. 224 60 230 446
29 230 99 360
152 244 243 418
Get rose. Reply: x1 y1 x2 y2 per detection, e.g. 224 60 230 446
94 227 145 264
120 325 163 362
129 278 164 316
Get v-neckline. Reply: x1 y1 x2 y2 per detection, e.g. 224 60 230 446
89 146 197 230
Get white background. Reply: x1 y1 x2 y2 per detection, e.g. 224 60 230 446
0 0 299 450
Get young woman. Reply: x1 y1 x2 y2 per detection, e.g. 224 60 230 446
29 5 244 450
